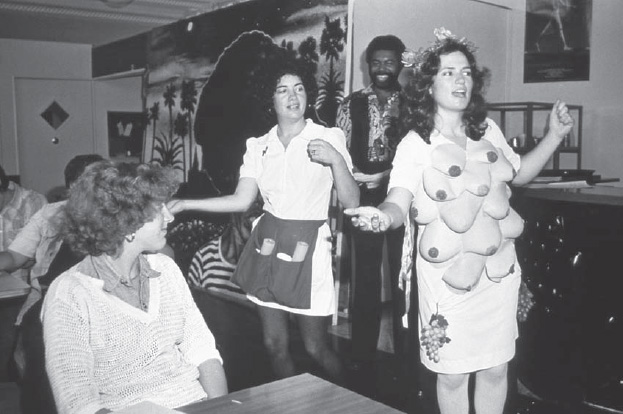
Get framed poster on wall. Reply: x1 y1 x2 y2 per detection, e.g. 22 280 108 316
107 111 146 163
524 0 592 83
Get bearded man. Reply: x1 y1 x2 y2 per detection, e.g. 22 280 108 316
336 34 408 376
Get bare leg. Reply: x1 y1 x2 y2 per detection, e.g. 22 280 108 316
536 19 553 52
437 372 470 414
474 363 508 414
296 314 343 381
553 7 572 50
257 306 296 378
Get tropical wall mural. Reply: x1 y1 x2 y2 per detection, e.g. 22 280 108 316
143 0 348 196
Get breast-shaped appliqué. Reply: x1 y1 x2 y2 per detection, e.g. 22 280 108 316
461 211 502 256
467 138 498 164
431 143 467 177
412 183 440 225
462 159 491 196
485 239 517 282
414 140 522 292
442 252 487 293
418 218 462 263
438 190 484 234
482 182 511 220
423 167 465 201
499 208 525 239
489 148 516 183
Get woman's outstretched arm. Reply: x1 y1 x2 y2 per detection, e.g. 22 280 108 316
344 187 412 232
167 178 260 215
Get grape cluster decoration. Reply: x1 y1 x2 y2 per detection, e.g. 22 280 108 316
516 280 535 323
421 313 451 363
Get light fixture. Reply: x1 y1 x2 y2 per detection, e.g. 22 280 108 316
99 0 135 8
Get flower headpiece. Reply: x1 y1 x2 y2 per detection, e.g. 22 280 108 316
401 27 477 72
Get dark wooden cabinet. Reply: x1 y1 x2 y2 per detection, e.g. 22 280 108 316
512 186 623 411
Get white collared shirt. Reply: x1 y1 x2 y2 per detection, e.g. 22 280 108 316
239 119 353 220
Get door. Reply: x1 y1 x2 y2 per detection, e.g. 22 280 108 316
15 78 96 197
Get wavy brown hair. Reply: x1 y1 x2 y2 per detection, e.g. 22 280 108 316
402 39 490 144
62 161 179 257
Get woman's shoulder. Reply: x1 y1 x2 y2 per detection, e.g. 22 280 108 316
43 265 101 310
481 118 507 143
246 126 277 147
144 253 185 284
305 120 345 143
482 118 504 136
397 130 430 151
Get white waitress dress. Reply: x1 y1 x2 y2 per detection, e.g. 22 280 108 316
238 119 354 316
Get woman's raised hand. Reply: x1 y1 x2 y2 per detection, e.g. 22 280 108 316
344 206 392 233
307 139 340 166
549 100 575 142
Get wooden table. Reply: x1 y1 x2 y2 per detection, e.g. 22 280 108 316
178 373 404 414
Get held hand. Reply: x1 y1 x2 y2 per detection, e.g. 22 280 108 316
166 199 185 215
343 206 392 233
548 100 575 142
307 139 340 166
353 171 388 190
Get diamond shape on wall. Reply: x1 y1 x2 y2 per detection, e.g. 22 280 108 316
41 101 69 130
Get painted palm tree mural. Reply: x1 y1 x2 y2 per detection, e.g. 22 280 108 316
147 102 160 161
151 83 184 172
144 0 348 192
317 16 345 127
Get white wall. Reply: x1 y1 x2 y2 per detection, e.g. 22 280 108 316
350 0 623 182
0 39 144 178
350 0 511 102
0 39 91 175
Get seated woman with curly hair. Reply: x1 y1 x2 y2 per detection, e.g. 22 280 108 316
41 161 227 414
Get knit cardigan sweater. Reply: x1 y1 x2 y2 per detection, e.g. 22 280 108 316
41 253 222 414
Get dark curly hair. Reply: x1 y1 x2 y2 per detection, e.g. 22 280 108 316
402 39 490 144
64 154 104 188
62 161 179 257
365 35 406 64
257 55 318 126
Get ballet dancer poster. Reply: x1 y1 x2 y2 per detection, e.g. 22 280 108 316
524 0 592 83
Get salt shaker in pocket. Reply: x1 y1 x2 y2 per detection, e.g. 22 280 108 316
260 238 275 255
292 242 309 262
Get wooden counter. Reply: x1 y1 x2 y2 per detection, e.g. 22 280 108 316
519 185 623 206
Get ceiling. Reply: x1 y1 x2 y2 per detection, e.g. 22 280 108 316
0 0 249 46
